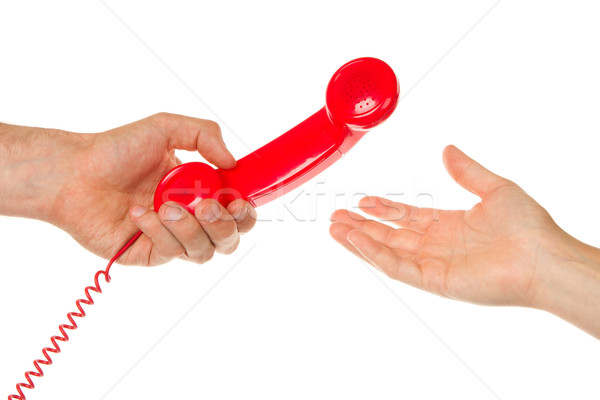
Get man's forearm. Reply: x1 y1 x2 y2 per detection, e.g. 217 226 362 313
0 122 86 222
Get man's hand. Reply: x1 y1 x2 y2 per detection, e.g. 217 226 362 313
330 145 600 315
0 113 256 266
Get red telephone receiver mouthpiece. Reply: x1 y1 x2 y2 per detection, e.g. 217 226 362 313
154 57 399 212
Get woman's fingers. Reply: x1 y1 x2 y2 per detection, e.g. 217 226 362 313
330 220 423 288
195 199 240 255
346 229 423 288
331 209 395 242
443 145 513 197
329 222 373 265
358 196 437 234
331 209 421 252
157 201 215 264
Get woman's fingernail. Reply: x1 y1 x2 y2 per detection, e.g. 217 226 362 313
347 229 360 245
164 205 184 221
202 204 221 222
132 206 147 217
359 197 376 208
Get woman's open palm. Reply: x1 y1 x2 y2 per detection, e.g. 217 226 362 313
330 145 569 307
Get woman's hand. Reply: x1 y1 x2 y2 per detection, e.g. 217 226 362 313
330 145 600 317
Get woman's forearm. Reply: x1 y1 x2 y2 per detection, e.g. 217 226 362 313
534 233 600 339
0 122 87 223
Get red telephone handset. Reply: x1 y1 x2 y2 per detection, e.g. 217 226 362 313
154 57 399 213
8 57 399 400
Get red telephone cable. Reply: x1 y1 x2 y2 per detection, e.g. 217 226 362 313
7 230 143 400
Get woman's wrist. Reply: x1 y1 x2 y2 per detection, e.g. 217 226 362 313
533 231 600 338
0 122 91 224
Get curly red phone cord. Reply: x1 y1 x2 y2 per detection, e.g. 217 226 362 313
7 230 143 400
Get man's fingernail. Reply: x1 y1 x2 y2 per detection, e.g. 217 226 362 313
202 204 221 222
164 205 184 221
232 206 248 220
132 206 147 217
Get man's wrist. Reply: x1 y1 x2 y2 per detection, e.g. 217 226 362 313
0 122 91 223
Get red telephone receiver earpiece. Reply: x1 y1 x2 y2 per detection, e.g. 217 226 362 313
154 57 399 213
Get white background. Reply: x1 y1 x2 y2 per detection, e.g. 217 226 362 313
1 1 600 399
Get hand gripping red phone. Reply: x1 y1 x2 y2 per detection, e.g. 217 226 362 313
9 57 399 399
